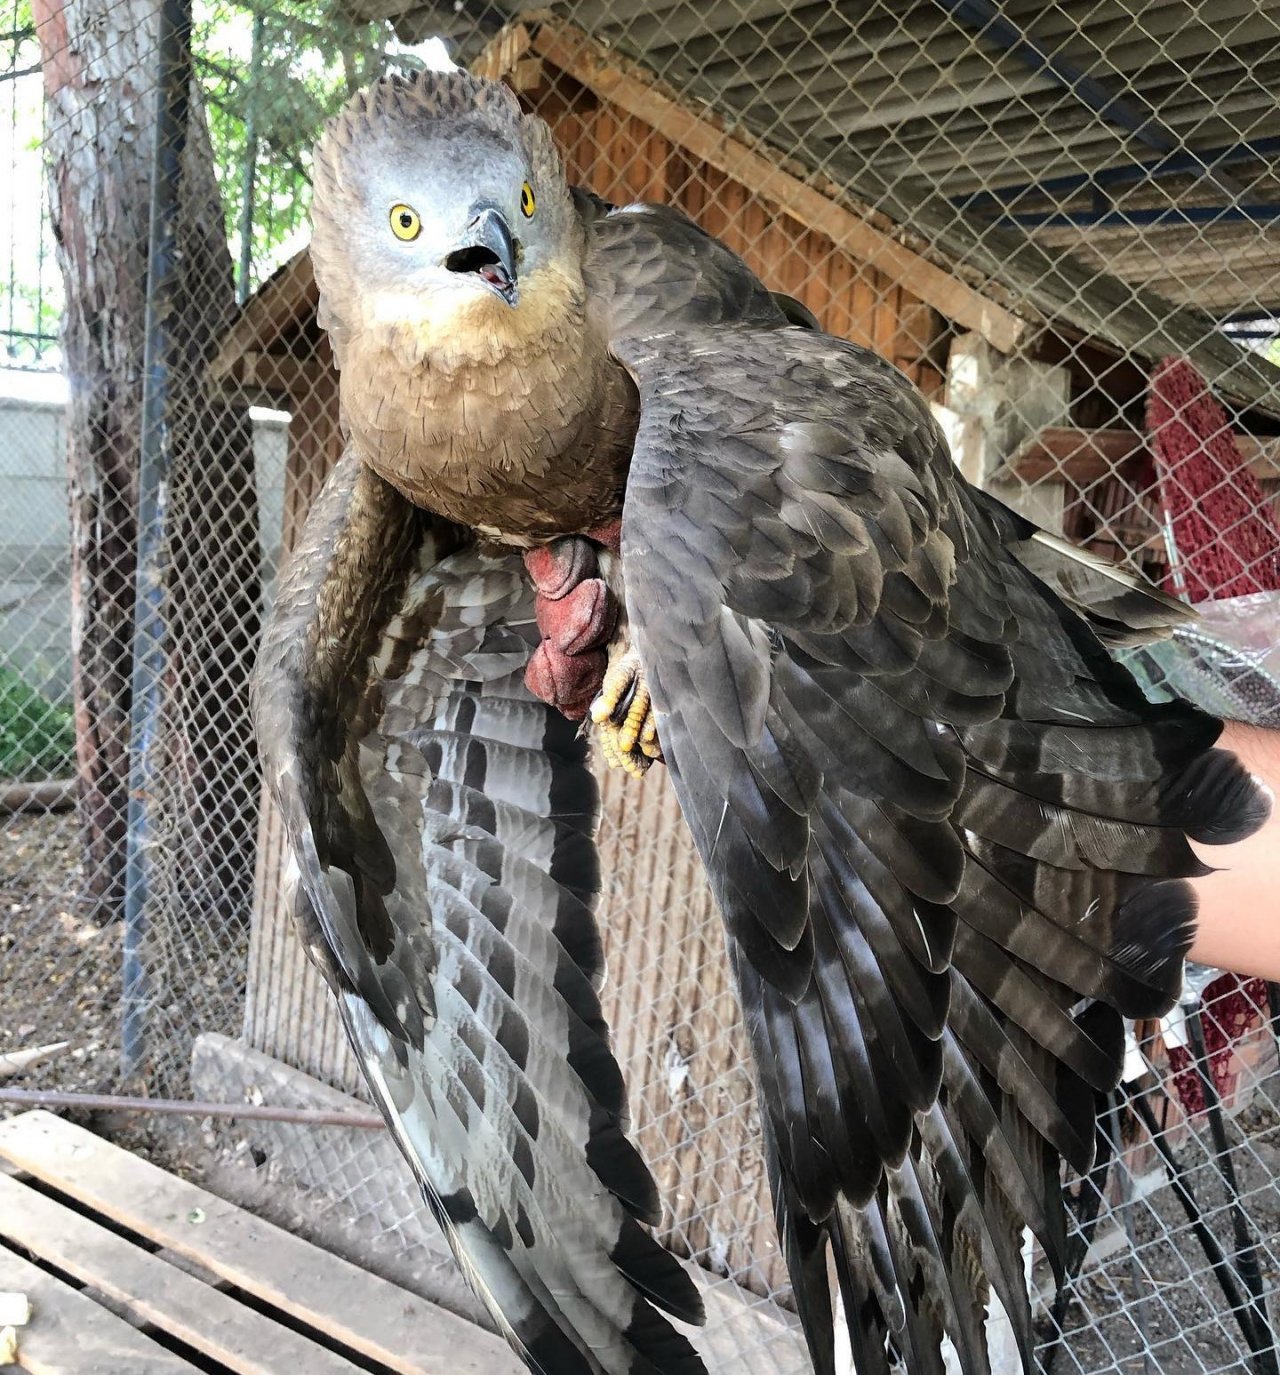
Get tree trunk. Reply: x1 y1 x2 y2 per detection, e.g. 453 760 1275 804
36 0 261 944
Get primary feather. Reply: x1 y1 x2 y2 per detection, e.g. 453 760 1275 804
253 456 704 1375
256 66 1270 1375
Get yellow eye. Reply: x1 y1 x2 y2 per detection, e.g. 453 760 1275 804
520 181 536 218
389 203 421 241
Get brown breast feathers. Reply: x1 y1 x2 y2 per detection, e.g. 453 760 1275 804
338 263 637 545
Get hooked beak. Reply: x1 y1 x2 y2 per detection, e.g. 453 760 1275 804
443 206 519 306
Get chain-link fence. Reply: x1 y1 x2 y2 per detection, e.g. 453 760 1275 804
2 1 1279 1372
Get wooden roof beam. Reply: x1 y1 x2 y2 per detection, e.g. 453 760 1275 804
954 135 1280 214
822 148 1280 415
483 15 1280 414
934 0 1246 201
209 250 316 383
493 15 1026 353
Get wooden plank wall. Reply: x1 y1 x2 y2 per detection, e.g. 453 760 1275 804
245 381 365 1095
535 74 948 396
242 76 953 1299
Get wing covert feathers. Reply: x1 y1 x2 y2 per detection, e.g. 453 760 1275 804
605 258 1267 1375
253 452 705 1375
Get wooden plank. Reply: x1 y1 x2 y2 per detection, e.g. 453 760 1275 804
226 350 330 400
0 1242 195 1375
1009 427 1146 483
0 1174 361 1375
1237 434 1280 481
0 1113 516 1375
209 250 316 383
516 15 1026 353
471 21 533 82
192 1037 810 1375
1008 426 1280 484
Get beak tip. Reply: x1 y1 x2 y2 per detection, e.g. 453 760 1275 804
446 204 519 305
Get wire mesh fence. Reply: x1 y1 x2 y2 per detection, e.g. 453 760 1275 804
2 1 1279 1371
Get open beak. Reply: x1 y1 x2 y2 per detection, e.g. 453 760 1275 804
443 206 519 306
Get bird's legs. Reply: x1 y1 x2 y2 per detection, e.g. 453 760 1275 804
591 639 662 778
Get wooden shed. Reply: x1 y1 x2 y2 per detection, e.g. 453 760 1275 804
211 12 1280 1320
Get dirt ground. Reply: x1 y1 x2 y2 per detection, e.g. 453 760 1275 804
0 809 235 1175
2 808 1278 1373
0 810 123 1099
1040 1082 1280 1374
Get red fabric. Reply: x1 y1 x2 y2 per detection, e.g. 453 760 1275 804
1166 975 1271 1114
1146 360 1278 1106
1146 357 1280 602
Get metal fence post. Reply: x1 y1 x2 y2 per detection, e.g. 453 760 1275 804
121 0 195 1082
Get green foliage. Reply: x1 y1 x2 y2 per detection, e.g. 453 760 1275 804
0 277 62 364
195 0 394 294
3 0 63 367
3 0 429 328
7 0 36 63
0 666 76 782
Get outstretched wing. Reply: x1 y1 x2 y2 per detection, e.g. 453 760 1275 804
252 452 705 1375
595 213 1266 1374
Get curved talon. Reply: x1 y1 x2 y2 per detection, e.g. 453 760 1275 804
639 711 662 759
591 649 661 777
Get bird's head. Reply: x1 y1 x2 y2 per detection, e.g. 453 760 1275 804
311 70 582 363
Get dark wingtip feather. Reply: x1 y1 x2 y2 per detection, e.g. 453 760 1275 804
612 1217 706 1325
1072 1000 1125 1076
1054 1005 1123 1157
770 1177 836 1375
621 1304 707 1375
588 1111 663 1225
517 1313 600 1375
1110 878 1198 1019
1169 745 1271 845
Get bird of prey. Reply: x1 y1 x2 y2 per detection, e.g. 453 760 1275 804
252 68 1267 1375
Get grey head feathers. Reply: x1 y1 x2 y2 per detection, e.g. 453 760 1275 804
310 69 579 357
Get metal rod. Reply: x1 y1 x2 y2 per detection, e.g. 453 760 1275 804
0 1087 384 1129
121 0 194 1082
1127 1087 1267 1361
235 10 264 305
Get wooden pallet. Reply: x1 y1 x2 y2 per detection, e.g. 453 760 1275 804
0 1110 517 1375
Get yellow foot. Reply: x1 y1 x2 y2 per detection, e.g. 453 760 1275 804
590 648 662 778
